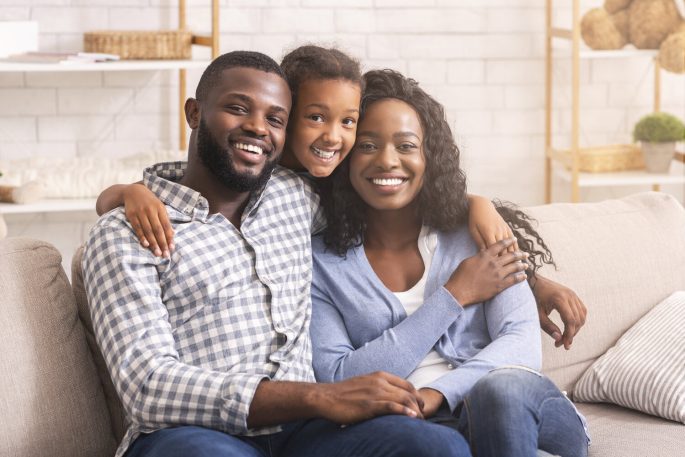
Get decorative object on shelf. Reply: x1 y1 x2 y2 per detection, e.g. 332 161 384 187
563 144 645 173
84 30 191 60
0 21 38 58
0 181 44 204
633 112 685 173
0 150 181 199
581 0 685 73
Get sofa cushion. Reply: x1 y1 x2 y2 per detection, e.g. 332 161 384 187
576 403 685 457
72 245 127 443
574 291 685 423
524 192 685 393
0 238 117 457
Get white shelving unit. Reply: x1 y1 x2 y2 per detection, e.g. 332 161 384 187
0 199 96 215
545 0 685 203
0 60 211 73
0 0 220 216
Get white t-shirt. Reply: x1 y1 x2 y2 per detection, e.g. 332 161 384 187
393 226 453 389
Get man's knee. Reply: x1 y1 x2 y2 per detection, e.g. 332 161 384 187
125 426 263 457
375 416 471 457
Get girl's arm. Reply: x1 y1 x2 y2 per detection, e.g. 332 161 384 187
467 194 516 252
96 182 174 257
491 200 588 349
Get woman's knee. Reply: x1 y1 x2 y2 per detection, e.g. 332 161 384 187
468 367 554 410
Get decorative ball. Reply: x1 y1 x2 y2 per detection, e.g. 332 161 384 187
581 8 628 50
629 0 681 49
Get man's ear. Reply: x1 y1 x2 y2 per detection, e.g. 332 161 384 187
185 98 200 130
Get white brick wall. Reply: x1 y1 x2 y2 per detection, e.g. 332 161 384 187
1 0 684 269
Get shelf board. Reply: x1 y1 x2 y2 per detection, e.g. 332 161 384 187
554 162 685 187
0 59 211 73
552 48 658 60
0 198 97 215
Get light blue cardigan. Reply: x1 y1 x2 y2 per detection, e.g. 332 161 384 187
310 226 542 411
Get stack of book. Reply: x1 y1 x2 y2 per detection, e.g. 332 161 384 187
1 51 120 64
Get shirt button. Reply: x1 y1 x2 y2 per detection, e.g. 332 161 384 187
447 364 454 369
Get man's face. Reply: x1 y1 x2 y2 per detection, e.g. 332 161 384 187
196 67 291 192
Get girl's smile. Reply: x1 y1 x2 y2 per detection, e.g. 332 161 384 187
286 79 361 177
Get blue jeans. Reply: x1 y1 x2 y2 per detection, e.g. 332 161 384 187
432 367 589 457
124 414 471 457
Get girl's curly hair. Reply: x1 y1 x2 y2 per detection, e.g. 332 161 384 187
320 68 555 276
280 45 363 114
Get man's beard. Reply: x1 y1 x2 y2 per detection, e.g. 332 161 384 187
196 119 278 192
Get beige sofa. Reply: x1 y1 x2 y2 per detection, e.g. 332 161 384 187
1 192 684 457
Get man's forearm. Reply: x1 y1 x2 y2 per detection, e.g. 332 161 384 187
247 380 324 428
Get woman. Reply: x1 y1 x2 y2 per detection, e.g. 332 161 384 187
310 69 589 457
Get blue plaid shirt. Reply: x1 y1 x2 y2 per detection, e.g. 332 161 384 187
83 162 325 457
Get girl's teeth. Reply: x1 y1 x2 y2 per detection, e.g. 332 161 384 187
235 143 263 155
372 178 404 186
313 147 336 159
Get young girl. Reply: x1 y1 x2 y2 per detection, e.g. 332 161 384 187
96 45 586 349
310 68 589 457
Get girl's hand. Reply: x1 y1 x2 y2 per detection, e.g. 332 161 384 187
123 183 175 257
533 275 587 350
445 238 528 306
468 195 517 253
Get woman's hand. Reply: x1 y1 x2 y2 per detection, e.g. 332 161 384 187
533 275 587 350
445 238 528 306
418 388 445 419
468 195 517 253
123 183 175 257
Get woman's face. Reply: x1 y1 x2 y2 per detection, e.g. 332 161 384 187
349 98 426 212
286 79 361 177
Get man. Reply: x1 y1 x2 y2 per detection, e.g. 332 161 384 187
83 51 470 457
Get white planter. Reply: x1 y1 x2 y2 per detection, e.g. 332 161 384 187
641 142 675 173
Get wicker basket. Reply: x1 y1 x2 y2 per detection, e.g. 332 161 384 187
84 30 192 60
563 144 645 173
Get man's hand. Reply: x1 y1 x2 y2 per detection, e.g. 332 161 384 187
247 372 424 429
534 275 587 350
418 388 445 419
310 371 425 425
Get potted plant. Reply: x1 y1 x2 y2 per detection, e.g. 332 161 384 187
633 112 685 173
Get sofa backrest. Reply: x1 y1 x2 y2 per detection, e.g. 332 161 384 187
525 192 685 394
0 237 117 457
72 245 128 443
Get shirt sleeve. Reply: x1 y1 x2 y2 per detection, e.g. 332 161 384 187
426 280 542 411
301 177 326 235
311 279 464 382
82 220 268 434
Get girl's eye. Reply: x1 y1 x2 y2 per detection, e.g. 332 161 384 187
308 114 324 122
342 117 357 127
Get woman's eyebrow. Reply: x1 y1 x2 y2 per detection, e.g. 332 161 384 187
392 131 421 140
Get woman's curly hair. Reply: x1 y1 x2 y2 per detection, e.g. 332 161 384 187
320 68 555 276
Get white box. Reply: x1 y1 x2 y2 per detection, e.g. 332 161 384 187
0 21 39 58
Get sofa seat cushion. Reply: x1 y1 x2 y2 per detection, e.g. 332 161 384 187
0 238 116 457
577 402 685 457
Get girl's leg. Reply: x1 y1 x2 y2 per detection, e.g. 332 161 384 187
456 367 588 457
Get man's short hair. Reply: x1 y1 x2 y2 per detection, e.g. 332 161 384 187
195 50 287 103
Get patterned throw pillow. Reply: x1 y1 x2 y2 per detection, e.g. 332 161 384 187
574 291 685 423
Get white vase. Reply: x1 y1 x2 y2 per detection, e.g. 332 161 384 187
641 142 675 173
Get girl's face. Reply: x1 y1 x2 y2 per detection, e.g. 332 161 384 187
350 98 426 212
287 79 361 177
